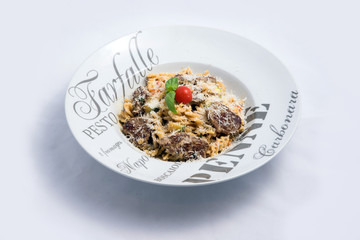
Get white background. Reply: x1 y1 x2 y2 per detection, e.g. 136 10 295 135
1 0 359 239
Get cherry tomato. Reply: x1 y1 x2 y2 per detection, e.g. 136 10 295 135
175 86 192 104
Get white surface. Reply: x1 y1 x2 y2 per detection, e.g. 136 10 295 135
1 0 359 239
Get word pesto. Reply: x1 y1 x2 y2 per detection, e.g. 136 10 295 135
82 112 118 139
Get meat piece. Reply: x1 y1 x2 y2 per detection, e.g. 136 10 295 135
132 86 149 101
175 74 218 86
123 117 153 149
131 86 150 116
195 75 217 84
206 102 242 135
180 84 205 105
174 74 186 85
159 133 209 161
175 74 201 85
132 101 144 116
206 76 217 83
190 92 205 105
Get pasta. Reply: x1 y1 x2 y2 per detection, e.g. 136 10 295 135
118 68 246 161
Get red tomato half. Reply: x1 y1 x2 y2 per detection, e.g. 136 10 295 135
175 86 192 104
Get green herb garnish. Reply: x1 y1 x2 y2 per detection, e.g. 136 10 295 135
165 91 177 113
165 77 178 93
165 77 179 113
180 125 186 132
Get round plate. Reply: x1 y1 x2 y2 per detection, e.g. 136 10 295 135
65 26 300 186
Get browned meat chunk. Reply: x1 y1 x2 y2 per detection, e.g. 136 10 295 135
123 117 153 149
190 92 205 105
131 86 150 116
175 73 218 84
174 74 186 85
159 133 209 161
195 75 217 83
206 102 242 135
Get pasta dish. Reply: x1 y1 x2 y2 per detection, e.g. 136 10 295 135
118 68 246 161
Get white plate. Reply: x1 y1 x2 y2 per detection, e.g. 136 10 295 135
65 26 300 186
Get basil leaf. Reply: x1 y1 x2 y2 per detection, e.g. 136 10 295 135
165 77 178 93
165 91 177 113
164 78 179 113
